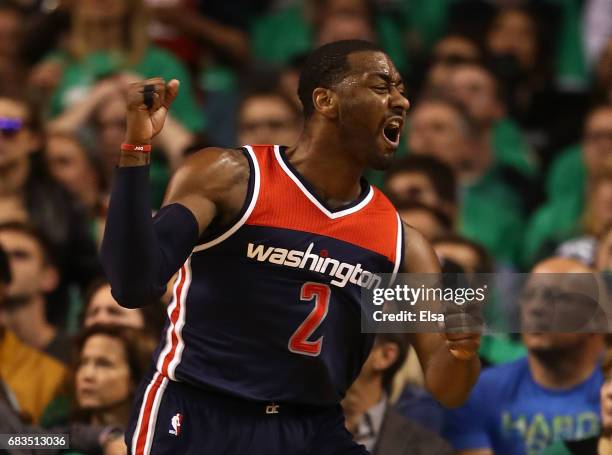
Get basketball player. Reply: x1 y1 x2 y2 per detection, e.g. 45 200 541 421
101 40 481 454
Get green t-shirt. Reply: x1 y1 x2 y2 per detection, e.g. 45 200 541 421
546 144 585 202
460 166 527 266
540 440 574 455
522 191 584 268
492 118 538 178
48 46 203 133
480 334 527 365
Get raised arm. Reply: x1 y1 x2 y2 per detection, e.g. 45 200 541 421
403 224 481 408
100 78 248 308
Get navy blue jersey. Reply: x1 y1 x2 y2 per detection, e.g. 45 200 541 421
151 145 403 406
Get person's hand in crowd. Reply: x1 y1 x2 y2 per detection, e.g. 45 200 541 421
92 73 142 100
29 59 63 91
46 73 142 135
115 72 142 92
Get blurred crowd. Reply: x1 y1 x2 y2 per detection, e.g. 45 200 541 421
1 0 612 454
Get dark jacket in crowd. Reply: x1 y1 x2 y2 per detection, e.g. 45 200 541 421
24 154 101 326
373 408 453 455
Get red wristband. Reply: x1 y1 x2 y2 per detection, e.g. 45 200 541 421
121 143 152 153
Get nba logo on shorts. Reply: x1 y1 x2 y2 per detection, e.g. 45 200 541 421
169 413 183 436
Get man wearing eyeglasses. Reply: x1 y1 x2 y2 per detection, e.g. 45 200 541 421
444 257 605 455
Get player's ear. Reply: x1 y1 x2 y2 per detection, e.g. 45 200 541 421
312 88 338 119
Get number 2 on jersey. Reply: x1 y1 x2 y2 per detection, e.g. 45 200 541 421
288 282 331 356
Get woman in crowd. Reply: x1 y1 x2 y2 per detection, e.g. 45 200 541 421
71 325 154 453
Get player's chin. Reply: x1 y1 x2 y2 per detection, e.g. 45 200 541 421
368 140 398 170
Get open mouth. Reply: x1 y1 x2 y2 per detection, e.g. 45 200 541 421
382 118 403 148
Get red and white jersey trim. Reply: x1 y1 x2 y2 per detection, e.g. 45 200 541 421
131 372 169 455
156 257 192 379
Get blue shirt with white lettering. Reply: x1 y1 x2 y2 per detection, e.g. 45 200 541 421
443 357 603 455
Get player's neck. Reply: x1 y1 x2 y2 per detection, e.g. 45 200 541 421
286 131 364 208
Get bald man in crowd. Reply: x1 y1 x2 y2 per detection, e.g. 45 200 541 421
444 258 606 455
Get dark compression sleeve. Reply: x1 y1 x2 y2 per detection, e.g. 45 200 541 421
100 165 199 308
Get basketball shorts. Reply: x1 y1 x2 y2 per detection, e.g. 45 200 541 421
125 371 370 455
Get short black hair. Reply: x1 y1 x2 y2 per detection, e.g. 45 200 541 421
395 200 454 231
298 39 382 118
376 333 408 394
385 155 457 205
0 222 56 267
432 234 494 273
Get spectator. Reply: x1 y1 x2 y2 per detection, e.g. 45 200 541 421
237 89 302 147
407 97 478 183
546 104 612 205
407 96 526 266
0 96 100 327
82 279 166 341
384 155 457 222
342 333 452 455
527 106 612 268
486 6 586 164
73 325 153 432
31 0 202 133
447 61 537 181
0 243 66 424
0 222 71 364
444 257 604 455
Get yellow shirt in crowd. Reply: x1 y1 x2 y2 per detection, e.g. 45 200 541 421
0 329 66 423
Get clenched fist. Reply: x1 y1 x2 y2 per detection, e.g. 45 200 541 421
443 301 483 360
125 77 180 145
